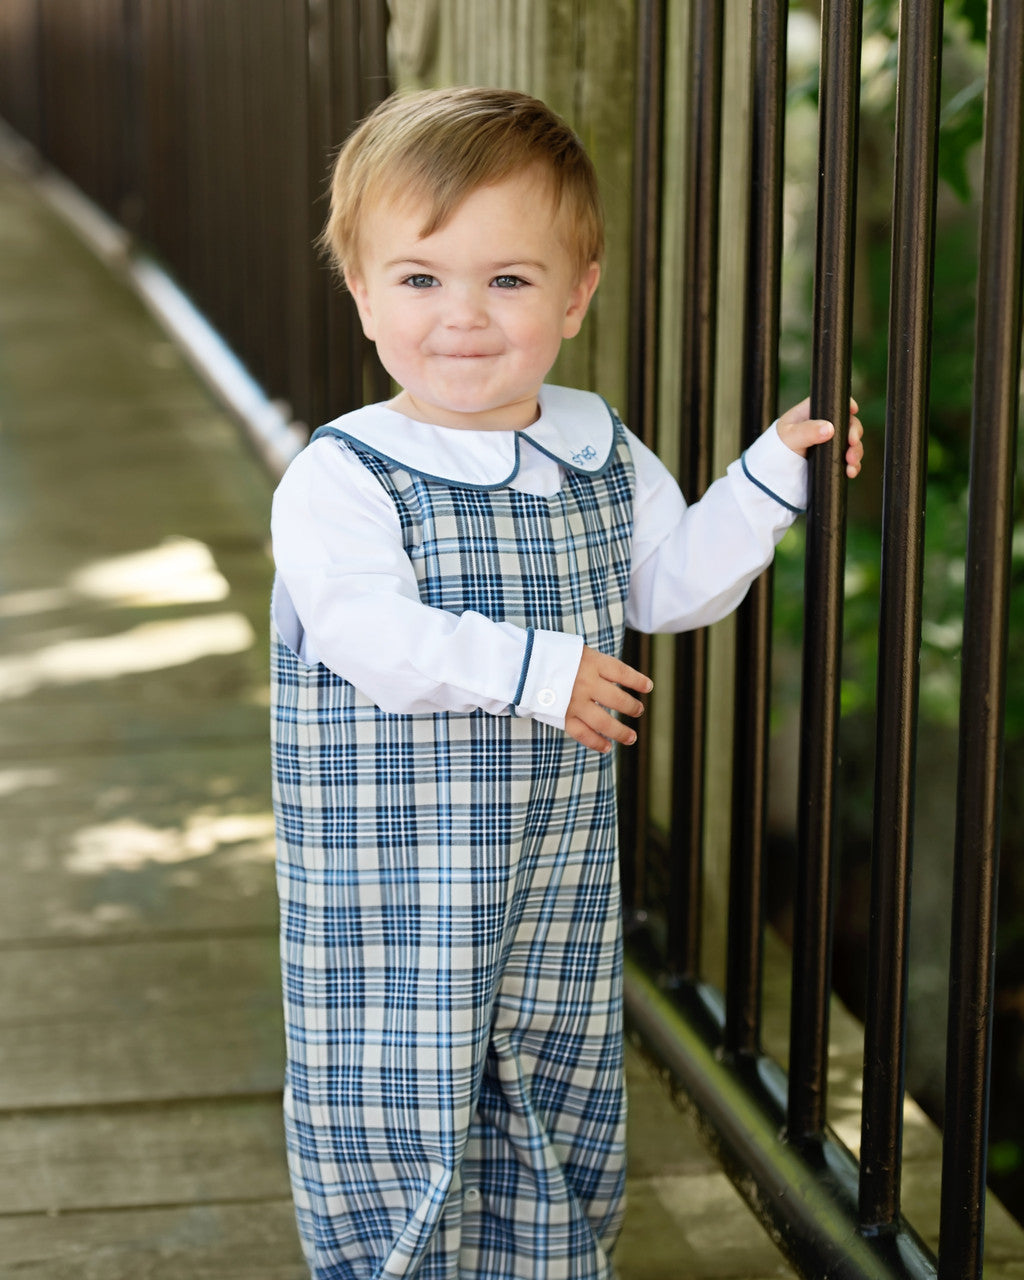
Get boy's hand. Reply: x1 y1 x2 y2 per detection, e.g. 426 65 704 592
776 396 864 478
566 646 653 754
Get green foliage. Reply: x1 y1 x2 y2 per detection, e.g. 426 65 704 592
938 78 986 202
947 0 987 43
939 0 987 200
988 1140 1024 1178
789 0 987 201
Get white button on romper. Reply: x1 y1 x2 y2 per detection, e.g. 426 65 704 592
271 393 635 1279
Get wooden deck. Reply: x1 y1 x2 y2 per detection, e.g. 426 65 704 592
0 143 803 1278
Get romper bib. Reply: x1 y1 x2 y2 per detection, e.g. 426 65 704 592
271 400 635 1280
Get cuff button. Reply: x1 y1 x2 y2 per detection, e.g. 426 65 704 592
538 688 557 708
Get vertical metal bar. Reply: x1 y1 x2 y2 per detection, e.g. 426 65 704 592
83 0 102 209
725 0 788 1060
282 0 319 431
305 0 338 430
357 0 391 405
167 0 190 283
97 0 115 209
359 0 390 111
859 0 943 1232
34 0 55 168
667 0 723 980
787 0 862 1146
331 0 363 412
185 0 214 325
237 0 260 372
626 0 665 458
621 0 666 915
253 0 289 399
144 0 163 253
119 0 142 234
224 0 248 363
203 0 230 342
938 3 1024 1276
321 0 385 417
0 1 42 141
30 0 46 150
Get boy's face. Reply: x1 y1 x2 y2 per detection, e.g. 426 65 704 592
345 171 600 431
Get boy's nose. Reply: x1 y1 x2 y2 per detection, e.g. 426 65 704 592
443 288 489 328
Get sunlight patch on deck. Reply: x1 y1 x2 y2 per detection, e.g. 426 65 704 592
0 537 231 617
0 612 256 697
66 812 276 874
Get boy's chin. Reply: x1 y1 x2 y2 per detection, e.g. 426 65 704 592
393 389 542 432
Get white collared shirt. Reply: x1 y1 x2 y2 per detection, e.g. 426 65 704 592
271 386 806 729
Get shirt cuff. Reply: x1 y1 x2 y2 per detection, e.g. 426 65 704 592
511 629 585 728
733 422 808 513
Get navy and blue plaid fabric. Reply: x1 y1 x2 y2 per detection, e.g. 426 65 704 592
271 419 636 1279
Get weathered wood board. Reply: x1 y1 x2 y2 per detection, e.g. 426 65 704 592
0 936 284 1108
0 1098 290 1215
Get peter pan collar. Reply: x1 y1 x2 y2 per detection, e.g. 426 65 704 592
309 384 617 490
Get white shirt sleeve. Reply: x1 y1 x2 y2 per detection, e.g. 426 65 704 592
625 422 806 634
271 424 807 729
270 438 581 726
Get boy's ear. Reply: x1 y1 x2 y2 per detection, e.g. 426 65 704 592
562 262 601 339
345 271 375 339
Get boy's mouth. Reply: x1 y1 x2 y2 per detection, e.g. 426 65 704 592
431 348 501 359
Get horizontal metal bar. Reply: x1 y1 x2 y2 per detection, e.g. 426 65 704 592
624 952 938 1280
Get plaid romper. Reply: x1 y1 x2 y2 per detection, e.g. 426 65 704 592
271 405 635 1280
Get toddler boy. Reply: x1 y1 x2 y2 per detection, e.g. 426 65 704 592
271 86 862 1280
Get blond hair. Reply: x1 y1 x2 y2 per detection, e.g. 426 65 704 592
321 86 604 281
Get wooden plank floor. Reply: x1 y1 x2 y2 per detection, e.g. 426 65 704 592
0 143 800 1278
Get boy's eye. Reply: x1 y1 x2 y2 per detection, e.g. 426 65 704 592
492 274 527 289
403 274 437 289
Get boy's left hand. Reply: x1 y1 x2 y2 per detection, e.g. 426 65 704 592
776 397 864 479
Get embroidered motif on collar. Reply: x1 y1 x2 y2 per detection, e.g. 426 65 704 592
310 384 617 490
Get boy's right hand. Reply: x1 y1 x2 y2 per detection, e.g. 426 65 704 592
566 645 653 754
776 396 864 478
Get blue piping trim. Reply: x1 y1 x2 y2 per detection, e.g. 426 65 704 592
309 393 619 489
309 425 524 491
741 451 806 514
520 395 619 477
512 627 536 711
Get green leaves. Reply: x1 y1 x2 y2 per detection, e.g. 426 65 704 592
938 77 986 202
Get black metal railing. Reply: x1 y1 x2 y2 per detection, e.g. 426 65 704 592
0 0 389 433
621 2 1024 1278
2 2 1023 1277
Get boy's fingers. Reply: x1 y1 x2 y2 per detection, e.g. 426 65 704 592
603 686 646 719
571 708 638 750
587 677 649 723
566 718 614 754
598 712 638 746
569 647 652 751
566 714 637 754
784 418 835 451
779 395 812 425
595 654 654 694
